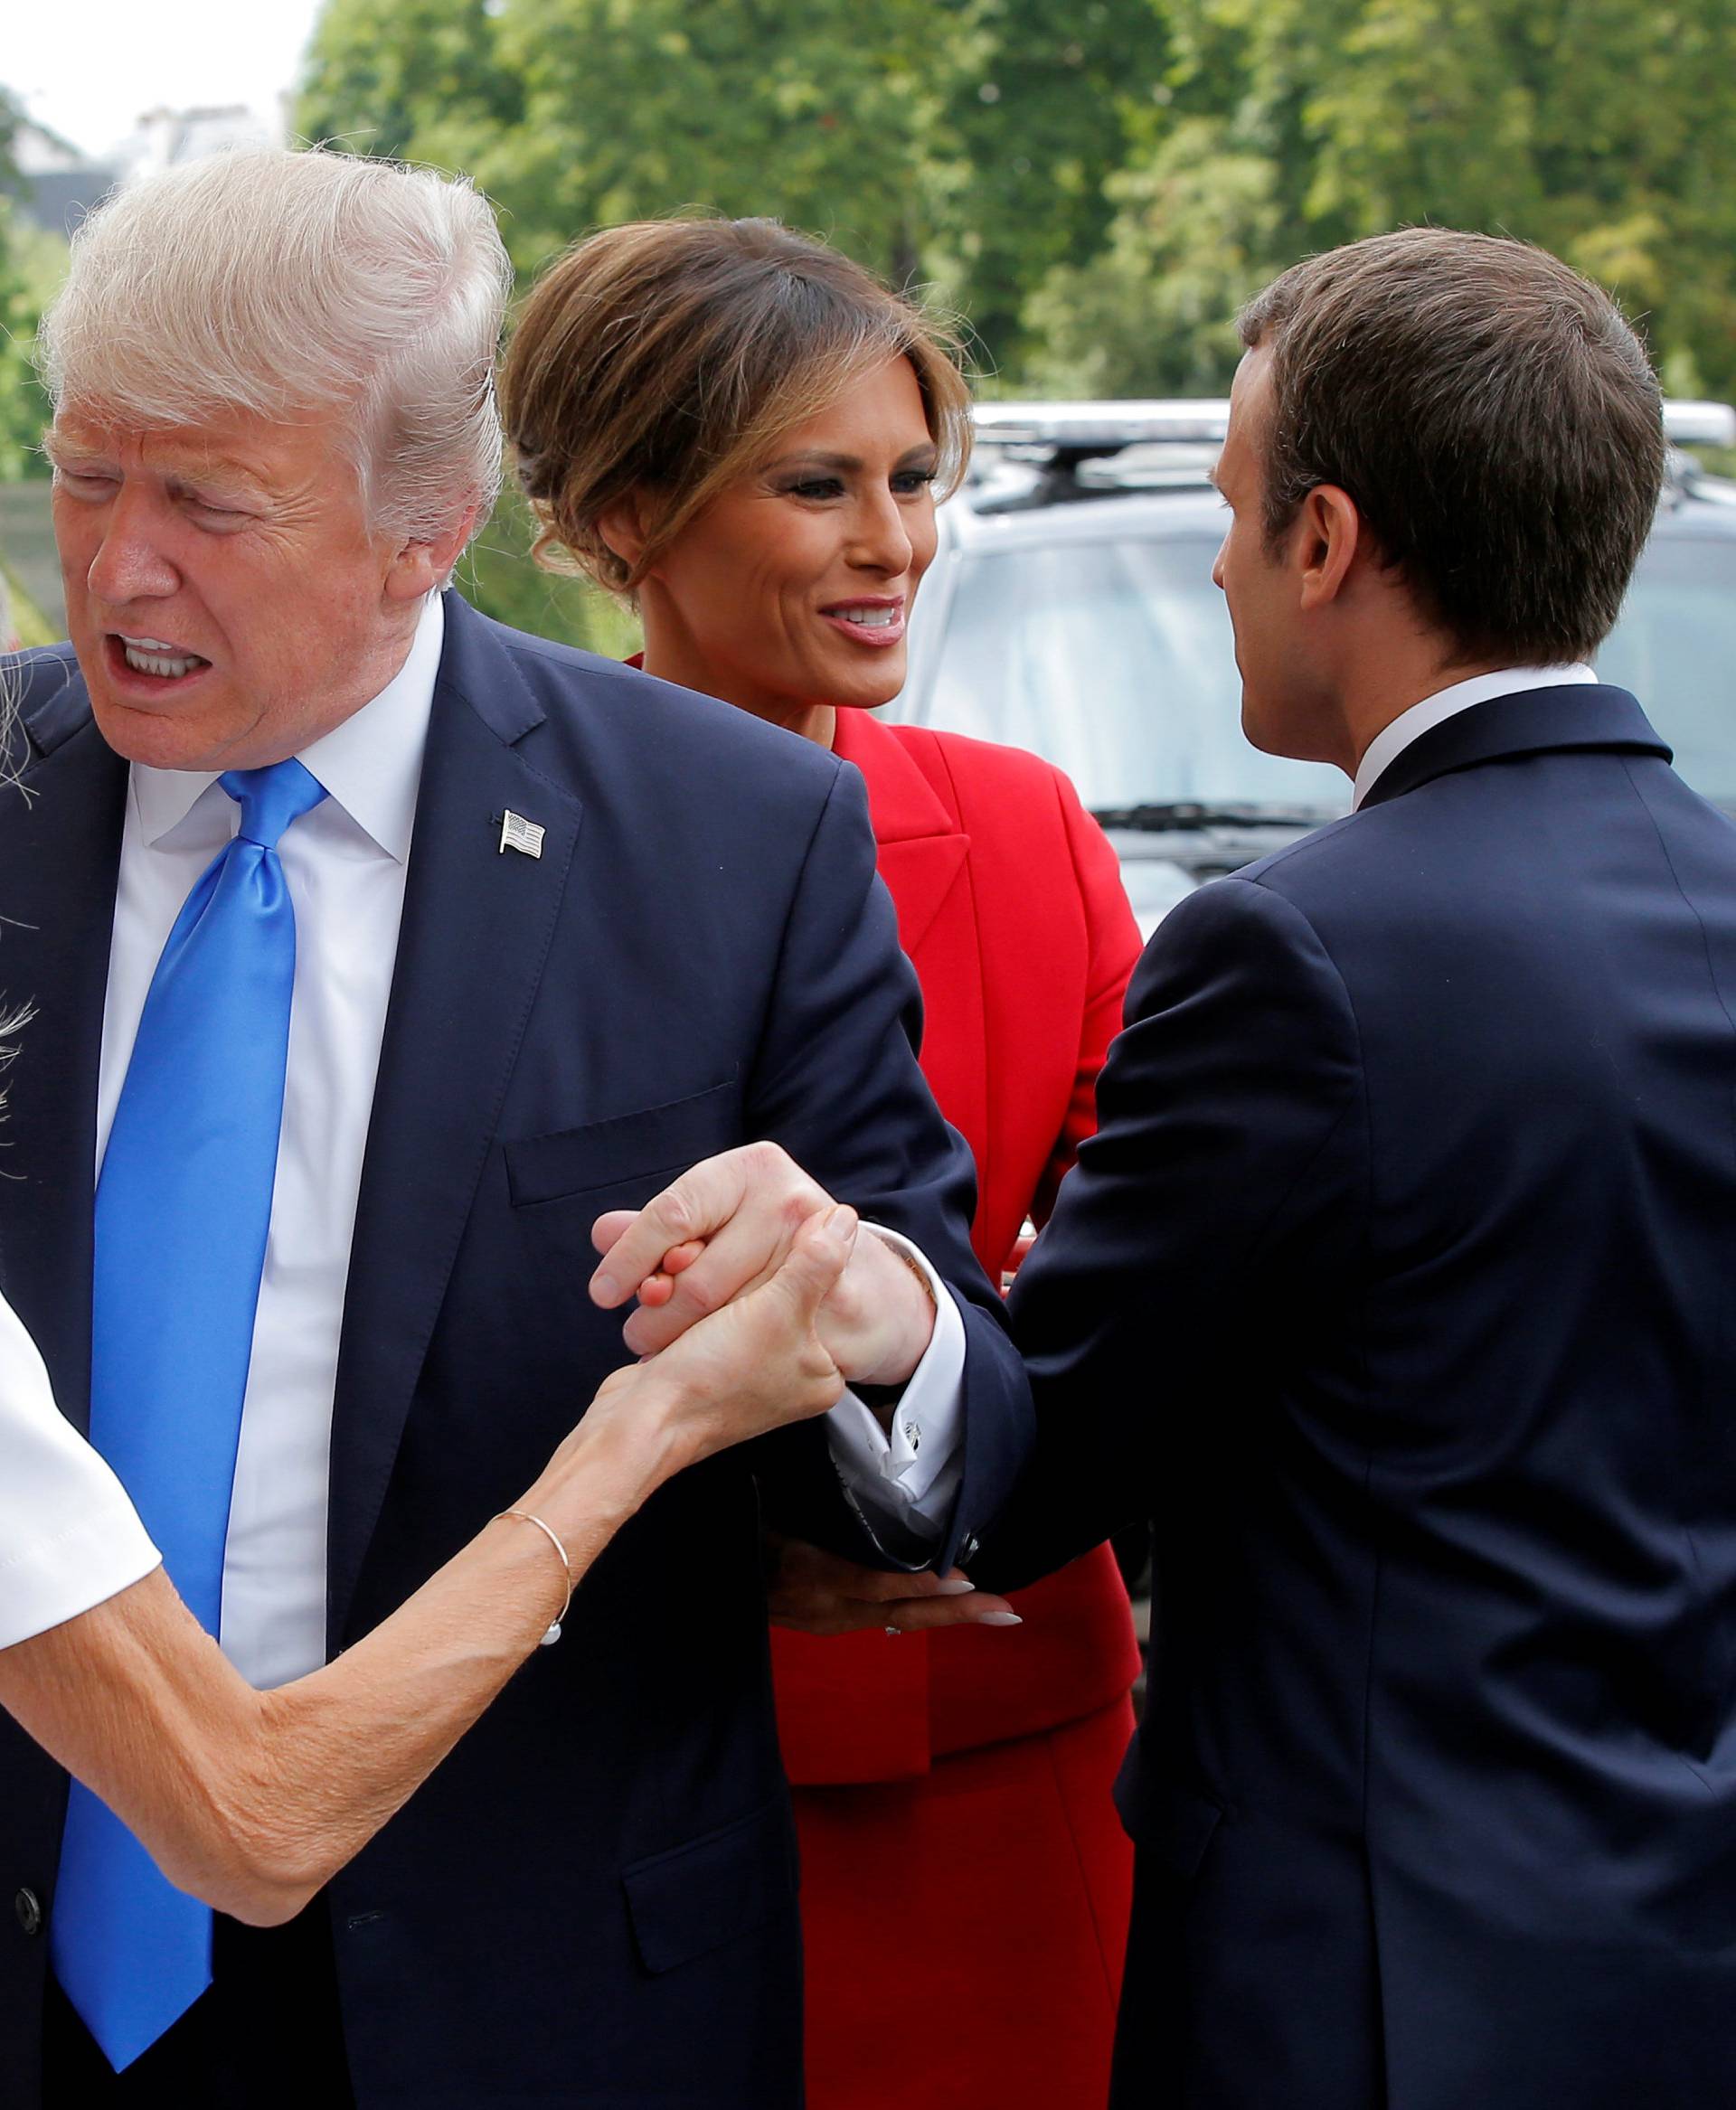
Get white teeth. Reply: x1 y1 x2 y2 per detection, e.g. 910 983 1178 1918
834 608 899 628
118 633 208 678
122 645 203 678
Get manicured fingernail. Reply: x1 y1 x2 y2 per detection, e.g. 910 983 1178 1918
933 1578 976 1596
592 1270 618 1305
979 1611 1023 1627
826 1204 857 1239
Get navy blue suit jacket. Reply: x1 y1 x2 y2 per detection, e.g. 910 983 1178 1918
0 594 1032 2108
984 686 1736 2110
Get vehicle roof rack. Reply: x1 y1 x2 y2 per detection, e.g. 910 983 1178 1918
972 401 1231 455
1663 401 1736 448
962 397 1736 513
965 403 1231 512
973 398 1735 453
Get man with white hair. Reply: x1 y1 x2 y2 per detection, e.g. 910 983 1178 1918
0 148 1028 2107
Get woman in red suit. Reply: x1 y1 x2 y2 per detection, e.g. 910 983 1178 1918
501 213 1144 2110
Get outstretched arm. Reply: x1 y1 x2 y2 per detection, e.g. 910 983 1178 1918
0 1210 854 1926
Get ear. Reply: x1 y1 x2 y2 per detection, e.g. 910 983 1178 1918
385 501 486 603
596 495 649 579
1295 485 1362 613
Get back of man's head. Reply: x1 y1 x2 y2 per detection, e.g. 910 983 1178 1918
38 146 514 546
1238 229 1665 666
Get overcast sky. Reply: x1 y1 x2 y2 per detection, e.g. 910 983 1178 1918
7 0 327 159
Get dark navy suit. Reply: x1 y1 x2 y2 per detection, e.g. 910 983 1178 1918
0 593 1031 2108
982 686 1736 2109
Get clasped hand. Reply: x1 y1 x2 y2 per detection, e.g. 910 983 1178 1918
589 1141 937 1388
586 1144 1015 1637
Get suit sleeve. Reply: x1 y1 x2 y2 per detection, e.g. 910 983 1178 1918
1031 768 1144 1229
747 760 1033 1571
974 874 1366 1591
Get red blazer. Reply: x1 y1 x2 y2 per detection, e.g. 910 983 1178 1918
773 711 1145 1782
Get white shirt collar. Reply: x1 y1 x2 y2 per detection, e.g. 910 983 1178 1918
130 591 447 861
1351 662 1599 810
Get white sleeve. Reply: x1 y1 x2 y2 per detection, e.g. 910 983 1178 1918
0 1293 161 1651
823 1226 967 1560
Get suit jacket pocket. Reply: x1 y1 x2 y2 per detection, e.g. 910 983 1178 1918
622 1797 798 1976
505 1076 740 1208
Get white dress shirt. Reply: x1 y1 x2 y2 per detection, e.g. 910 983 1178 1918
97 593 961 1689
1352 664 1599 809
0 1291 160 1651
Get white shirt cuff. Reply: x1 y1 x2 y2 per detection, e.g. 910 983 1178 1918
823 1225 966 1555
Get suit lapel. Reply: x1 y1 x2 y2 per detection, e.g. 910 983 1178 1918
0 660 127 1433
835 711 970 954
875 834 970 956
834 714 991 1234
326 599 582 1647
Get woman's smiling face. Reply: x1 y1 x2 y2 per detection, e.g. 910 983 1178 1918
634 353 941 737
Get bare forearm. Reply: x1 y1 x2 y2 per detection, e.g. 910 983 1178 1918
0 1415 663 1924
0 1214 846 1923
248 1415 666 1907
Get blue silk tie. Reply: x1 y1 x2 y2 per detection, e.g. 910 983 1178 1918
52 758 327 2071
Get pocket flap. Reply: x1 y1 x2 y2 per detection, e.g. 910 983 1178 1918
622 1798 797 1976
505 1076 738 1207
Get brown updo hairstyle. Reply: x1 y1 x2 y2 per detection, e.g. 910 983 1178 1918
499 215 974 595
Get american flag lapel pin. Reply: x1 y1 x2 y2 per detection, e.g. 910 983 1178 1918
496 809 545 860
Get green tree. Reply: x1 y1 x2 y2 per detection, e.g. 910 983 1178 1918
297 0 1173 348
1021 0 1736 403
1021 118 1278 394
302 0 964 283
297 0 524 162
932 0 1170 366
1300 0 1736 395
0 89 54 481
296 0 1181 635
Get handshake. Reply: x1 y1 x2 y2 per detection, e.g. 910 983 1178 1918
568 1141 1014 1636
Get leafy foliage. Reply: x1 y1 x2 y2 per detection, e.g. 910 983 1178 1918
454 484 640 657
1021 0 1736 400
0 87 61 484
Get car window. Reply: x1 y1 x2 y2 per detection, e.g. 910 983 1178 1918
912 522 1736 816
1597 538 1736 805
915 535 1345 811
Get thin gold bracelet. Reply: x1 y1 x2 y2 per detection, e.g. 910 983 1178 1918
494 1509 573 1647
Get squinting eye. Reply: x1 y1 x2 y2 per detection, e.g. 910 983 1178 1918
788 478 845 501
892 470 937 495
56 471 117 497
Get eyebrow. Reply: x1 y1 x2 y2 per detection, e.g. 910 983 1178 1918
43 430 272 498
763 443 939 472
41 430 96 470
165 465 272 502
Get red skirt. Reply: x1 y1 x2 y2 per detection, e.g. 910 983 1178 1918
794 1693 1136 2109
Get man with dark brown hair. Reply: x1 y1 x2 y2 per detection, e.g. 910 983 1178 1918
963 228 1736 2107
